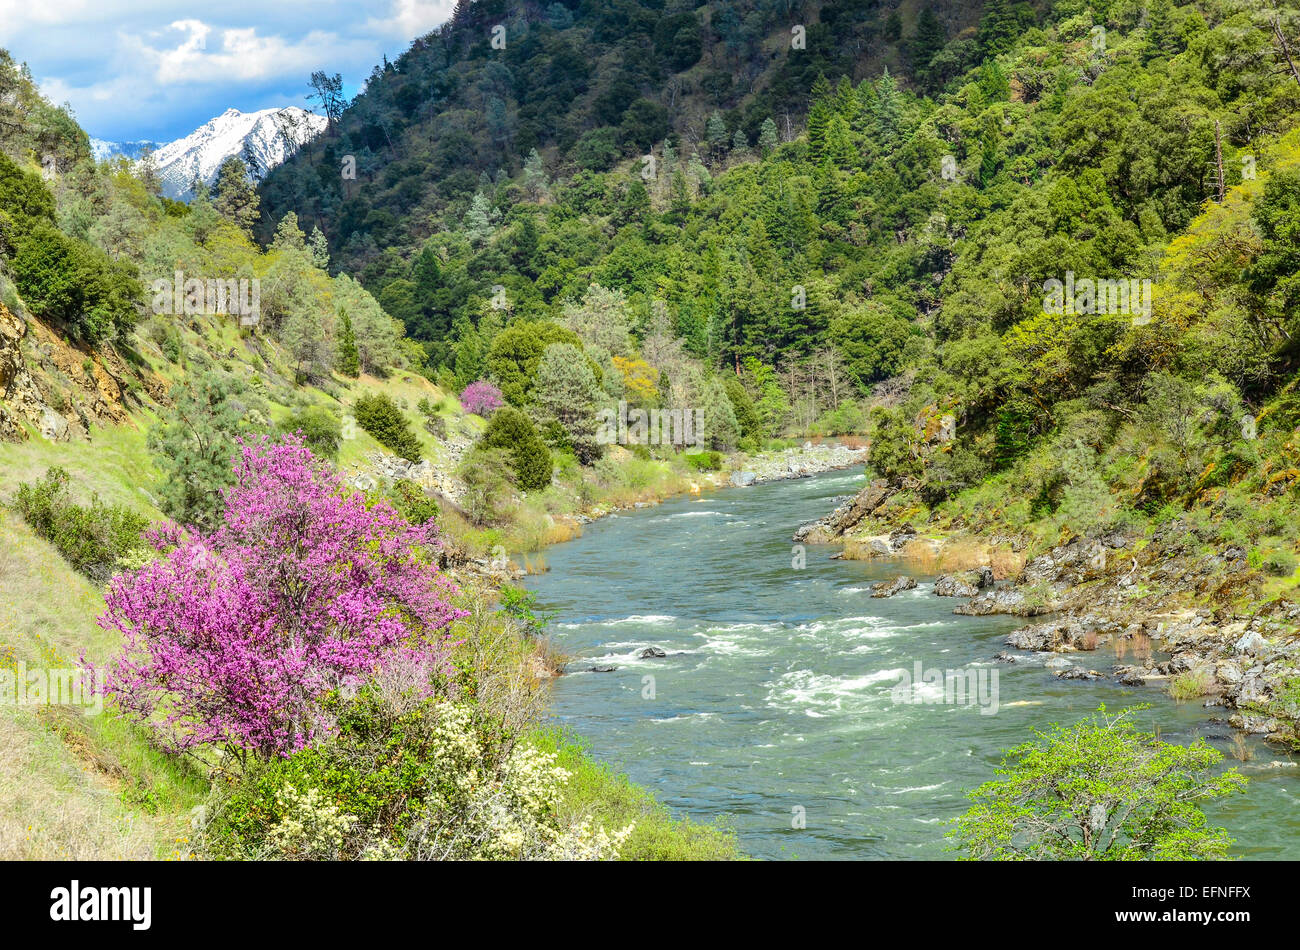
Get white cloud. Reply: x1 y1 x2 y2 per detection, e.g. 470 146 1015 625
365 0 459 40
4 1 455 140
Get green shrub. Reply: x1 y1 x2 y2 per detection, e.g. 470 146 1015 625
479 407 552 491
279 404 343 460
13 467 148 582
353 392 422 462
387 480 440 526
1263 550 1298 578
683 450 723 471
9 217 141 343
532 729 740 861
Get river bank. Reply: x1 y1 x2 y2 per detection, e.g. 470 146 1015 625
440 440 868 581
795 478 1300 751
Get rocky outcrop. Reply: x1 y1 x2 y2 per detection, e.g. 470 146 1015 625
871 576 917 598
0 305 41 442
0 305 151 443
794 478 895 544
934 573 979 597
730 443 867 492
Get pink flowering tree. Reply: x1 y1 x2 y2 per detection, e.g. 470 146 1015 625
100 434 466 761
459 379 505 417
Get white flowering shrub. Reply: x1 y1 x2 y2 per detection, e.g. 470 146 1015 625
407 703 633 860
264 784 357 859
206 689 633 861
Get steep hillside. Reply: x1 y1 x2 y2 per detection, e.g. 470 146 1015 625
257 0 993 273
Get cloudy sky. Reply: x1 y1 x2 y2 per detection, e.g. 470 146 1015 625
0 0 458 143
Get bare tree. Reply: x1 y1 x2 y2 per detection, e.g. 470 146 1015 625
308 71 346 135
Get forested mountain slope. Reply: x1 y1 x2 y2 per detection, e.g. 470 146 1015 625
258 0 995 277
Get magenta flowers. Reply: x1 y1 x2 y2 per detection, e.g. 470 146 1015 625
459 379 504 417
101 434 465 758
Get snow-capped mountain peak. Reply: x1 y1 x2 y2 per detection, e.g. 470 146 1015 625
94 107 326 200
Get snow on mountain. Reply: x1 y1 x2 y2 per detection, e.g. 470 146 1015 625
96 107 326 200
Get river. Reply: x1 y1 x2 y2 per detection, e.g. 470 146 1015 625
527 467 1300 859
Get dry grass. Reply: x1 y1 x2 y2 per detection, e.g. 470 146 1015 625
0 707 159 859
839 533 1024 578
1168 669 1215 701
0 511 207 859
1230 732 1254 762
448 581 562 737
1114 631 1154 662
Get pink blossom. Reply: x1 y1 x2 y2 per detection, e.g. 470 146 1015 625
100 434 466 758
460 380 505 417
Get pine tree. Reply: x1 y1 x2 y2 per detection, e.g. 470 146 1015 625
978 0 1019 55
913 7 947 71
706 111 729 164
807 75 833 165
757 118 779 157
337 309 360 377
522 147 549 200
308 227 330 269
531 342 604 464
875 69 901 145
464 192 498 243
1145 0 1177 59
148 368 262 530
213 157 260 234
700 376 741 451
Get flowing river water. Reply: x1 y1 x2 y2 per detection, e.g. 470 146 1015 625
527 467 1300 859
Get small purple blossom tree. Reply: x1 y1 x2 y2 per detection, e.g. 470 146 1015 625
101 434 466 760
460 380 505 417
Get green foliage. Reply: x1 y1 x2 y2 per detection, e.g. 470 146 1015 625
530 342 604 464
13 467 148 582
867 407 921 483
8 218 141 343
149 367 267 530
213 157 260 234
457 447 515 526
202 687 580 860
387 480 440 527
485 321 585 407
498 585 555 636
0 151 56 223
479 407 552 492
699 376 741 452
353 391 422 462
949 707 1246 861
279 404 343 460
683 450 724 472
336 310 360 378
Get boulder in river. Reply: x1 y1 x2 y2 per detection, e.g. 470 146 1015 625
934 573 979 597
588 665 618 673
1055 667 1104 680
730 470 757 487
870 576 917 598
637 647 667 658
